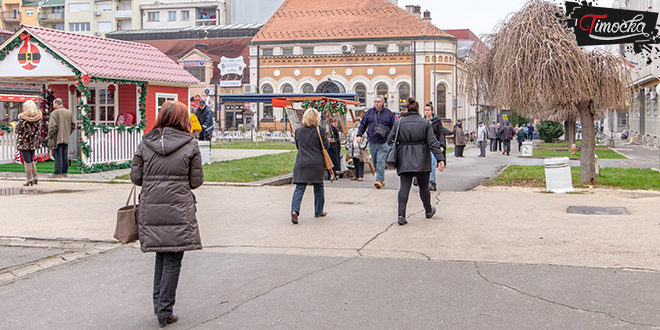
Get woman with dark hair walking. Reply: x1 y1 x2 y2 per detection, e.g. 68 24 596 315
131 100 204 328
424 101 454 191
389 97 445 225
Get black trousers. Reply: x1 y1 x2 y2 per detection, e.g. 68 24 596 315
154 252 184 320
455 145 464 157
489 138 497 151
503 139 511 154
20 149 35 164
398 172 433 217
352 157 364 178
53 143 68 174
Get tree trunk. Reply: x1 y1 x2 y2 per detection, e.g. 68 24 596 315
577 100 597 184
565 119 575 147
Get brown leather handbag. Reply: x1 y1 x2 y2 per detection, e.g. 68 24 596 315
316 126 334 178
114 185 139 244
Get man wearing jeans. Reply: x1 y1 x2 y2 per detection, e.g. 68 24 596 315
47 98 76 178
356 96 395 189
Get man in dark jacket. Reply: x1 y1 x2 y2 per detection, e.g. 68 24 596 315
48 98 76 178
356 96 395 189
195 100 213 141
527 122 535 140
499 120 516 155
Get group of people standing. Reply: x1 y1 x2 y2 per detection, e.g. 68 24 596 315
477 120 526 157
289 96 446 226
14 98 77 185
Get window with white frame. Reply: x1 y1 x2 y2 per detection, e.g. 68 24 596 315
98 21 111 32
25 9 34 16
156 93 178 118
168 11 176 21
52 6 63 13
69 22 90 31
79 87 116 124
185 67 205 82
263 48 273 56
97 2 111 11
147 11 159 22
181 10 189 21
69 2 90 12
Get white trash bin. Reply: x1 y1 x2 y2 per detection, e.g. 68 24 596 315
544 157 574 194
197 140 212 165
521 141 533 156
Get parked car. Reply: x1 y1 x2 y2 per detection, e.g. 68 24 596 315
621 129 629 140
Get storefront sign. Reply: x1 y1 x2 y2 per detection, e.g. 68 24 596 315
566 2 659 46
220 80 241 87
0 41 75 77
218 56 246 76
183 60 205 67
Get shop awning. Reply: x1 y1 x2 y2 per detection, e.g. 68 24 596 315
0 94 39 102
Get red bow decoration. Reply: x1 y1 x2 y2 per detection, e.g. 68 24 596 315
20 33 30 42
81 74 92 86
69 84 77 95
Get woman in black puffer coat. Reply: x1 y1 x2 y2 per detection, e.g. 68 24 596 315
388 97 445 225
131 100 204 328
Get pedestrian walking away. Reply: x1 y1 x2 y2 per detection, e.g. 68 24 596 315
47 98 76 178
454 120 466 157
500 120 515 155
496 122 502 151
195 100 213 141
527 122 535 140
477 121 488 157
290 108 329 224
389 97 445 225
488 121 498 152
356 95 395 189
346 117 368 182
425 101 454 191
14 100 42 186
516 125 526 151
130 100 204 328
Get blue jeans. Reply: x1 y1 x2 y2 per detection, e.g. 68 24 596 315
369 142 388 183
429 151 437 184
291 183 325 216
53 143 69 174
154 252 184 321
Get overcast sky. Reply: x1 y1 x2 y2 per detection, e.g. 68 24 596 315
396 0 532 37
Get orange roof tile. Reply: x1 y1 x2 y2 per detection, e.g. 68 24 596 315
251 0 453 44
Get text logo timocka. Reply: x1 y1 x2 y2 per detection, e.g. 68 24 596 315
565 1 659 47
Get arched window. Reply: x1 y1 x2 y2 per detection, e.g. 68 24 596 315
262 84 274 120
262 84 273 94
376 83 388 103
282 84 293 94
354 83 366 106
302 84 314 94
316 80 345 93
398 83 410 112
436 84 446 118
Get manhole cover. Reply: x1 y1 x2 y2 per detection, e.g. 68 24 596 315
0 188 83 196
566 206 630 215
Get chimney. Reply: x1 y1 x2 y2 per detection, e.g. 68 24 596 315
423 10 431 21
414 5 421 17
405 5 414 14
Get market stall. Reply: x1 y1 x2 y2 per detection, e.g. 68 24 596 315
0 26 199 171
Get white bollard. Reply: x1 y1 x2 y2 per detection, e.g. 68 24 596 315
521 141 533 156
196 140 212 165
544 157 574 193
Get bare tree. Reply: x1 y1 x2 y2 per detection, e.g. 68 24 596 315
467 0 630 184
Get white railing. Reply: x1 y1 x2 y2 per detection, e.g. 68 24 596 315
0 132 49 164
115 10 132 19
82 128 141 165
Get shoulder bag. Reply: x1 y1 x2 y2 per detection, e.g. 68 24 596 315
385 118 402 170
374 110 389 139
114 185 139 244
316 126 335 178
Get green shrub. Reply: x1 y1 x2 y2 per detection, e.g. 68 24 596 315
537 120 565 142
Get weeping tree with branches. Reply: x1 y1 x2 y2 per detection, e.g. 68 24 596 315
467 0 631 184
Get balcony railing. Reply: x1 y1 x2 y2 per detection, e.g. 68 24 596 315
195 18 216 26
1 11 21 21
39 12 64 21
115 10 132 19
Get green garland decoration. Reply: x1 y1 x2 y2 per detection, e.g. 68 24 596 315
301 99 348 115
0 123 12 133
0 32 24 61
77 159 133 174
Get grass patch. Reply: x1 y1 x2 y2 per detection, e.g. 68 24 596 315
489 165 660 190
0 160 81 174
212 141 293 150
533 141 625 159
117 152 297 182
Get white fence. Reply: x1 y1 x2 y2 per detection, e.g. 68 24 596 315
82 128 142 165
0 132 49 164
